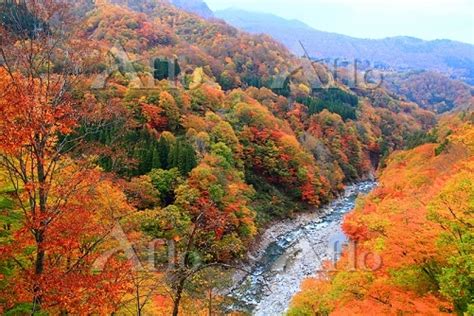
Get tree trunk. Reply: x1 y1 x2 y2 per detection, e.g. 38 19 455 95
208 288 212 316
136 285 141 316
172 277 186 316
33 141 47 312
33 231 45 312
172 213 201 316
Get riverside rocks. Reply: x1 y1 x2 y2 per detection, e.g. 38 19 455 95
229 181 377 316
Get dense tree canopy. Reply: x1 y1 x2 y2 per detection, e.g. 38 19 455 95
0 0 464 314
288 113 474 315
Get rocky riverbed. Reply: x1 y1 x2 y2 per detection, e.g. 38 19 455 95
229 181 377 316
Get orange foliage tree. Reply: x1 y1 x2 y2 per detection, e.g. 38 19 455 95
0 1 134 313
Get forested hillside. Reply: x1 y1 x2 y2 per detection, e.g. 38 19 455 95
0 0 469 315
384 71 474 113
288 112 474 315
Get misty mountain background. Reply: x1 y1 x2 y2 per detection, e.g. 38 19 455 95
215 9 474 84
168 0 474 85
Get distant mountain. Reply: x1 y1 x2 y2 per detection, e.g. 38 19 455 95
170 0 214 19
215 9 474 84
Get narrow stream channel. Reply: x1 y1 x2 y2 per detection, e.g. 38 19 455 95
230 181 377 316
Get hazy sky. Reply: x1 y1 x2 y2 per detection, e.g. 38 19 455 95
206 0 474 44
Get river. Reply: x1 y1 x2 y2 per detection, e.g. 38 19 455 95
229 181 377 316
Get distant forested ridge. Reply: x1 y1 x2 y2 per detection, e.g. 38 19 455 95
216 9 474 85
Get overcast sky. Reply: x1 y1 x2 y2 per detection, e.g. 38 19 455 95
206 0 474 44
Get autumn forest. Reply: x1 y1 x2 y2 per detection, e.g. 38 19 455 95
0 0 472 315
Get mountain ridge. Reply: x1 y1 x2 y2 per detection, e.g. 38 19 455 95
170 0 214 18
215 8 474 84
215 8 473 46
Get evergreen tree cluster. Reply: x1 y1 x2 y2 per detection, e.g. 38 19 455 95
297 88 359 120
81 123 197 177
153 58 181 81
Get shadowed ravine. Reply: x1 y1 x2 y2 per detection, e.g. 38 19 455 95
229 181 377 316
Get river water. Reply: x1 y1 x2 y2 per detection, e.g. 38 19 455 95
229 181 377 316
